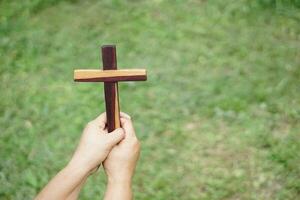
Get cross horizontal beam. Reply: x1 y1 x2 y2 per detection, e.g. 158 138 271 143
74 69 147 82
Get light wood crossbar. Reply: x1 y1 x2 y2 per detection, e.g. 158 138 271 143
74 69 147 82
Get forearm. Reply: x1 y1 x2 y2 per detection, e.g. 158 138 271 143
104 179 132 200
35 163 89 200
65 175 88 200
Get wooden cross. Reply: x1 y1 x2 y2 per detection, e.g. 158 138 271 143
74 45 147 132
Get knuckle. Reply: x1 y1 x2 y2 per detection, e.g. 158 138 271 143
115 127 123 132
119 128 125 134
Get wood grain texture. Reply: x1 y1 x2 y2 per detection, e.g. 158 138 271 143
102 45 121 132
74 44 147 132
74 69 147 82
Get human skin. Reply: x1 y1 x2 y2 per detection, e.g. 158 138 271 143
35 112 140 200
67 113 141 200
103 114 141 200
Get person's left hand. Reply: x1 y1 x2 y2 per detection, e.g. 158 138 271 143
68 113 125 174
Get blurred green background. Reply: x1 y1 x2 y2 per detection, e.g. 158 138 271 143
1 0 300 199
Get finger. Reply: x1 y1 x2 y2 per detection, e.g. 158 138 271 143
103 127 108 134
120 112 131 119
107 128 125 145
120 117 136 137
93 112 107 129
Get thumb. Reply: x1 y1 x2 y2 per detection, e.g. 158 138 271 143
106 128 125 146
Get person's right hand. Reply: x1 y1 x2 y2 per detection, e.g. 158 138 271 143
103 112 141 184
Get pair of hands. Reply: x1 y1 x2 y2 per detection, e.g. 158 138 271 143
35 112 140 200
69 112 140 182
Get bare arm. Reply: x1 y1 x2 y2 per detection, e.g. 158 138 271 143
104 179 133 200
35 113 125 200
65 175 88 200
35 163 89 200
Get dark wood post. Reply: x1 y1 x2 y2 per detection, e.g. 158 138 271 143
101 45 121 132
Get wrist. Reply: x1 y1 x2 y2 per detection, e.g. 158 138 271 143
66 160 91 177
107 175 132 186
105 176 133 200
107 178 132 193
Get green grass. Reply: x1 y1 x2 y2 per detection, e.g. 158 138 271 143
1 0 300 199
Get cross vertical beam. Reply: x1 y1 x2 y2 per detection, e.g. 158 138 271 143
74 44 147 133
102 45 121 132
